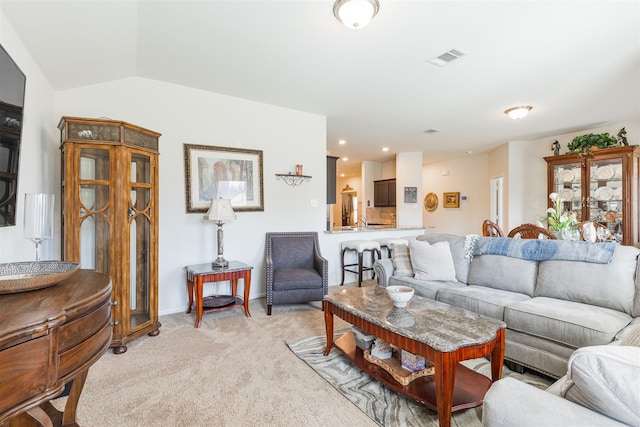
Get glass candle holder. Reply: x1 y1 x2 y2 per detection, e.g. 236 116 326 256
23 193 55 261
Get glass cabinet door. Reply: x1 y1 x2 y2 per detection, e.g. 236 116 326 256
128 152 152 330
79 148 111 274
587 157 623 242
550 161 584 222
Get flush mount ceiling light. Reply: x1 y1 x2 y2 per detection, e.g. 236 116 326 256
504 106 533 120
333 0 380 29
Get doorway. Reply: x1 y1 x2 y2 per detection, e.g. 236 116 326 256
490 176 504 230
341 192 357 226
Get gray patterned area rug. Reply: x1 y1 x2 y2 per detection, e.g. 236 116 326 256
287 334 554 427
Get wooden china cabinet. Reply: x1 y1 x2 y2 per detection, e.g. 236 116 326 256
544 145 640 246
59 117 161 353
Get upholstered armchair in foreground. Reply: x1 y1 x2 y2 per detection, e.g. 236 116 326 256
265 232 328 315
483 328 640 427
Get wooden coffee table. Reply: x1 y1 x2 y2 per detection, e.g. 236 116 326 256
324 287 506 427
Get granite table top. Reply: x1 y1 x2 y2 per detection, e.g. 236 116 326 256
325 286 506 353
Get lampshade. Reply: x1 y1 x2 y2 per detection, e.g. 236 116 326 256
204 198 236 222
504 106 533 120
333 0 380 29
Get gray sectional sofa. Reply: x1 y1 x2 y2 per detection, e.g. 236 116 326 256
373 233 640 379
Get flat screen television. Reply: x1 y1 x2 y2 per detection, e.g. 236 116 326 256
0 43 26 226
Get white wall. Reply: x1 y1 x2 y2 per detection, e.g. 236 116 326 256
421 122 639 237
0 7 58 263
52 77 327 315
422 154 490 235
395 152 422 227
361 160 382 210
488 143 509 228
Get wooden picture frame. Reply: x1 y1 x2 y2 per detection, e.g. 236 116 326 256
443 192 460 208
424 192 438 212
184 144 264 213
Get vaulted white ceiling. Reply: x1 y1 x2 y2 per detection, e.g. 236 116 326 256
3 1 639 176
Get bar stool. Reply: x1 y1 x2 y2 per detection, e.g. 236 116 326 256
341 240 381 287
374 238 409 258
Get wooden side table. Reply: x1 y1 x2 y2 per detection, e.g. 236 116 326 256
185 261 253 328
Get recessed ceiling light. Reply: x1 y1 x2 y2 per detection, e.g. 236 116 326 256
382 147 389 152
338 139 346 145
342 157 348 161
466 150 473 154
504 106 532 120
340 173 345 177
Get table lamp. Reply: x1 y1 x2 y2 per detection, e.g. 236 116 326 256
204 197 236 268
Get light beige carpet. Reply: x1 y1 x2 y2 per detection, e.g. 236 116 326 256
51 283 553 427
52 297 376 427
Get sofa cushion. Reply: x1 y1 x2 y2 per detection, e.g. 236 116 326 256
562 345 640 426
390 243 413 277
505 297 632 348
272 268 321 290
389 276 462 300
468 254 538 296
408 239 456 281
420 233 470 283
536 245 639 315
436 285 530 320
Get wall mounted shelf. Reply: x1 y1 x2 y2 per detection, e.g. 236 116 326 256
275 173 312 187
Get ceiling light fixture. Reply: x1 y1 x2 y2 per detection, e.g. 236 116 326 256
333 0 380 29
504 106 533 120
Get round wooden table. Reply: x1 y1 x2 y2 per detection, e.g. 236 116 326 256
0 269 112 426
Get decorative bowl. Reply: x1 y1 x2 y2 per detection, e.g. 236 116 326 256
386 285 414 308
0 261 81 294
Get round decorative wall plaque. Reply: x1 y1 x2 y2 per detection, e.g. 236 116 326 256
424 192 438 212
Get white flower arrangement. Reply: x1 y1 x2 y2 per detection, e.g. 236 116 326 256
544 192 578 232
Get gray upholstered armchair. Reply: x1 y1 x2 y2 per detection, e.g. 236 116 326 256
265 232 328 315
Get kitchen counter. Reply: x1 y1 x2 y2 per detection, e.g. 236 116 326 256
320 227 425 286
325 225 424 234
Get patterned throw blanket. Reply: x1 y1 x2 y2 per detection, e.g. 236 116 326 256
464 235 616 264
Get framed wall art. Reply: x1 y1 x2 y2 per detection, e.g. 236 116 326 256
424 192 438 212
184 144 264 213
443 192 460 208
404 187 417 203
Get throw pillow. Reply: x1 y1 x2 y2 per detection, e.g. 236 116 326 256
620 326 640 347
408 239 456 281
390 243 413 277
561 345 640 426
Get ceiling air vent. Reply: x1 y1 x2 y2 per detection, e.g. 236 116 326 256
424 128 441 134
428 48 467 67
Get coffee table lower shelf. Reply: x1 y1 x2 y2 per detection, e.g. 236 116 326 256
334 331 492 413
